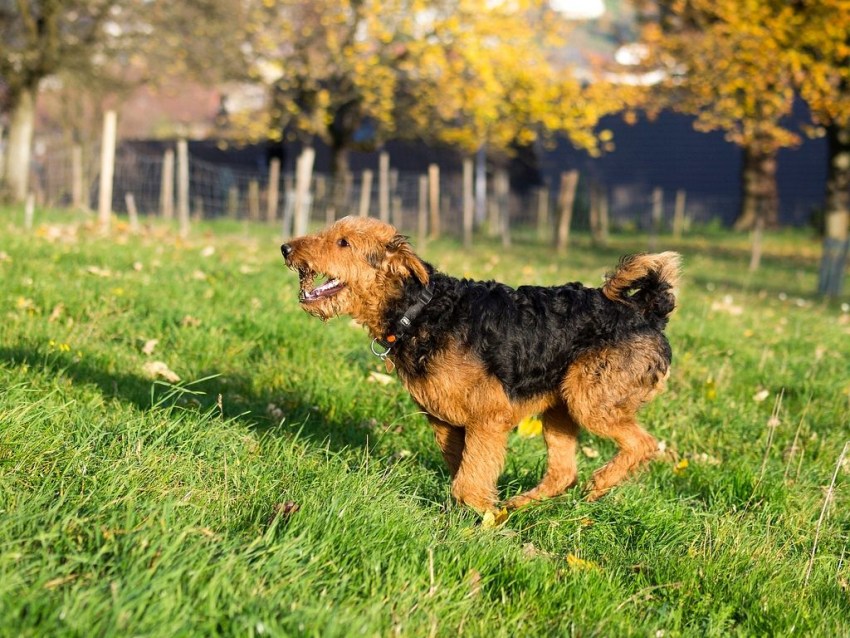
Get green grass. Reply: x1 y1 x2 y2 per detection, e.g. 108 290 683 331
1 207 849 637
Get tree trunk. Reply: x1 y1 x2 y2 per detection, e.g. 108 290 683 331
2 86 37 203
817 123 850 297
734 143 779 231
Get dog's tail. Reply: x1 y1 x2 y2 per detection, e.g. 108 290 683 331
602 252 682 329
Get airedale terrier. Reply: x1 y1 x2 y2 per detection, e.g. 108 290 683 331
281 216 681 512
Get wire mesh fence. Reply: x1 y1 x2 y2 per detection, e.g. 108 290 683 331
29 140 740 241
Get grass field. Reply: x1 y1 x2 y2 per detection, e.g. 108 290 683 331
1 207 849 637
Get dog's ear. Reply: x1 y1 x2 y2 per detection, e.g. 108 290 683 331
386 234 429 285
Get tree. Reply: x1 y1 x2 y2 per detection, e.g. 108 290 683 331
0 1 123 202
408 0 621 159
791 0 850 296
0 0 244 203
635 0 800 229
238 0 621 184
238 0 424 181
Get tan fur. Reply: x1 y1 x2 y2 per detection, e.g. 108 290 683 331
283 217 677 513
603 251 681 304
561 334 670 500
401 340 558 510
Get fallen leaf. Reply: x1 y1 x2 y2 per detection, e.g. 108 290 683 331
368 371 394 385
692 452 722 466
142 339 159 355
517 415 543 438
48 303 65 322
181 315 201 328
566 553 600 571
278 501 300 515
581 446 599 458
85 265 112 278
142 361 181 383
467 569 482 597
753 389 770 403
200 246 216 257
43 574 78 590
710 295 743 316
481 508 509 529
267 403 285 422
16 297 36 311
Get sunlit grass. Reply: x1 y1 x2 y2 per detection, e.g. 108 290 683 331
1 207 848 636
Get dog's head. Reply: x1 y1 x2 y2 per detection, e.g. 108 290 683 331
281 216 429 322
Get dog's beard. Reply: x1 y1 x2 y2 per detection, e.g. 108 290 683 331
297 267 347 319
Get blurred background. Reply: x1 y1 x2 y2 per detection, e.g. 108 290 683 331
1 1 848 292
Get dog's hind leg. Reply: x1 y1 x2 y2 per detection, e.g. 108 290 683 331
504 404 579 509
562 341 666 500
581 419 657 501
430 417 465 478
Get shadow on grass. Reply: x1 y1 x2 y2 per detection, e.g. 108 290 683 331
0 344 381 453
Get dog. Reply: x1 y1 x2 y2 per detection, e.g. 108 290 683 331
281 216 681 512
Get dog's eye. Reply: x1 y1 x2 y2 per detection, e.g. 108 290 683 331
337 238 349 248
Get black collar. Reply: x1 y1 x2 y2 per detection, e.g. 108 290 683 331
371 281 434 359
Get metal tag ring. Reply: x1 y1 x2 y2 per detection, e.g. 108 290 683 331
370 338 392 359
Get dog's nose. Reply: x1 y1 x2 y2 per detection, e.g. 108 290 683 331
280 243 292 258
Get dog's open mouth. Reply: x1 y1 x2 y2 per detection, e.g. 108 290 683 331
298 269 346 303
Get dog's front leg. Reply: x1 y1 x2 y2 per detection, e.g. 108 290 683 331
450 424 509 513
429 417 465 477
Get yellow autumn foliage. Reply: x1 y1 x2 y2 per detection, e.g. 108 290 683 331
636 0 801 154
239 0 620 157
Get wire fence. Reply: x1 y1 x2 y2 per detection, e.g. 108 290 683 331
30 141 739 241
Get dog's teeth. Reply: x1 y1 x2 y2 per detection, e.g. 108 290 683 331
301 278 344 302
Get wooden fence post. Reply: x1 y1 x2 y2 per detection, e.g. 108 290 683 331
475 146 487 224
650 186 663 251
590 183 609 246
495 169 510 248
294 147 315 236
390 169 402 228
599 185 610 245
463 157 474 249
418 174 428 248
71 144 84 210
267 157 280 223
227 185 239 219
97 110 117 229
248 180 260 221
358 170 373 218
314 175 331 225
125 193 139 232
160 148 174 220
673 189 686 239
176 139 190 237
536 187 549 242
556 170 578 256
24 193 35 230
192 195 204 222
379 152 390 223
428 164 440 240
391 195 403 230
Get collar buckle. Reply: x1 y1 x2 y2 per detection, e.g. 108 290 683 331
369 281 434 361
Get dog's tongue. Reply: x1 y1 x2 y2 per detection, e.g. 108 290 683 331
303 278 344 301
